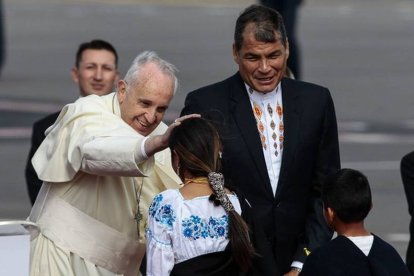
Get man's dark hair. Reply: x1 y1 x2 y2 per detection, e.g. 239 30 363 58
75 39 118 68
322 168 372 223
234 4 287 52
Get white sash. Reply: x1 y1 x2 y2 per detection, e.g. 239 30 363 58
32 195 144 274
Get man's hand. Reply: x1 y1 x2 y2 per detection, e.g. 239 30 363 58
144 114 201 156
284 269 300 276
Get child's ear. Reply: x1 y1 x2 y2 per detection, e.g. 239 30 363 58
326 207 335 227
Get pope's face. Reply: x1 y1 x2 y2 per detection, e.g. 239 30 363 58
71 49 118 97
233 23 289 93
117 62 174 136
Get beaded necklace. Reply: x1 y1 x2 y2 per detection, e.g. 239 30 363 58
184 176 209 186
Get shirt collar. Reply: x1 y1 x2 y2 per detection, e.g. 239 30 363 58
109 92 121 117
244 82 281 102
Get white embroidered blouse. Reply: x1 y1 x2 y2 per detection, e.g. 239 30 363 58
145 189 242 276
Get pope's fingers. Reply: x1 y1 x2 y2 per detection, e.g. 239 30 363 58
174 114 201 124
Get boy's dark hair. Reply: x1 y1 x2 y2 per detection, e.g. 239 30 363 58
75 39 118 68
322 168 372 223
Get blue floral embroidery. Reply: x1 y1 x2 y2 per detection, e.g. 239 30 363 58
149 194 163 218
182 215 228 240
149 194 176 229
156 204 176 229
208 215 228 238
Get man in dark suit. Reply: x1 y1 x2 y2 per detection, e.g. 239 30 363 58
25 39 119 204
401 151 414 274
181 5 340 275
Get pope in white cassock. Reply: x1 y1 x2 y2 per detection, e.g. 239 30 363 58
28 51 197 276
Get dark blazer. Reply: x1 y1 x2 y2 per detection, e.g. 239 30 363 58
25 111 60 204
181 72 340 274
401 151 414 274
301 235 411 276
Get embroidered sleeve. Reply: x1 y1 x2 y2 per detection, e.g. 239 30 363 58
146 193 176 276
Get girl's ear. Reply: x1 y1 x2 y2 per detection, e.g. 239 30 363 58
171 150 181 178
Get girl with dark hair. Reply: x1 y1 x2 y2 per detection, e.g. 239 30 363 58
145 118 265 275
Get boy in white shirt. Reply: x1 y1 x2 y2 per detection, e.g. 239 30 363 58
301 168 410 276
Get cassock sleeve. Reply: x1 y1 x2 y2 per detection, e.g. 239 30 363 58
32 96 154 182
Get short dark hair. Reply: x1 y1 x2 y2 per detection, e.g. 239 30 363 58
75 39 118 68
234 4 287 52
322 168 372 223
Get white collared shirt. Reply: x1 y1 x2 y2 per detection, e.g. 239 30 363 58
347 235 374 256
245 83 283 196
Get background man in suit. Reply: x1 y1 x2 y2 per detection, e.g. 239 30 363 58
401 151 414 274
181 5 340 275
25 39 119 204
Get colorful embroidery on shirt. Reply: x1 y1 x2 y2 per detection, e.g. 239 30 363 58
252 101 267 149
182 215 228 240
149 194 163 217
149 194 176 229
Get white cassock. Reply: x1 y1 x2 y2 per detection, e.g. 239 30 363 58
27 92 181 276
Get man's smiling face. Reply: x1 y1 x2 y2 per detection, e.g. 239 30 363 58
117 62 174 136
233 23 289 93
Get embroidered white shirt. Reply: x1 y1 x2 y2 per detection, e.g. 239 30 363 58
146 189 242 276
245 83 283 195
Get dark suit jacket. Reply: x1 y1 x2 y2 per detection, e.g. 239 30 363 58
181 72 340 274
25 111 59 204
401 151 414 274
301 235 411 276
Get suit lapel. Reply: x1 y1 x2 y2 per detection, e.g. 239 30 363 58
276 79 301 198
229 74 274 195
